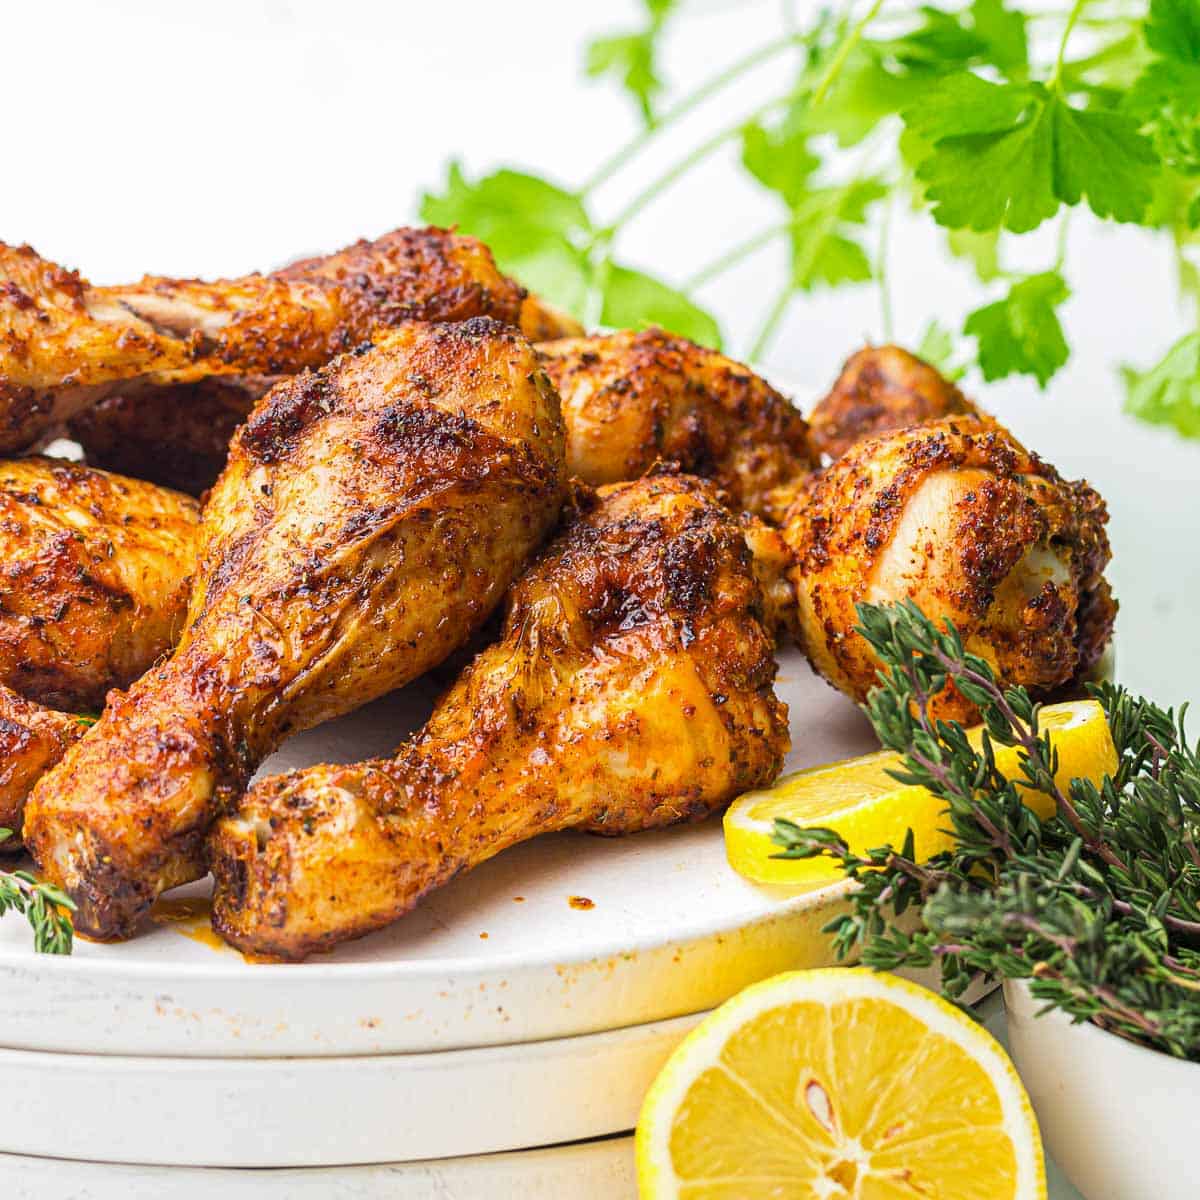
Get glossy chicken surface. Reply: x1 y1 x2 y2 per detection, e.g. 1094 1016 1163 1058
0 457 200 710
0 227 526 453
209 475 790 960
783 416 1115 722
68 290 584 497
538 328 816 522
0 684 84 848
24 318 566 939
808 345 979 462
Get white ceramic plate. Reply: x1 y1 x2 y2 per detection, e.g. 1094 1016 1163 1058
0 645 877 1058
2 1138 638 1200
0 1010 705 1167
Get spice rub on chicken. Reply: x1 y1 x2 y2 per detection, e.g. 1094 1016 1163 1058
0 226 529 453
538 328 816 523
783 415 1114 723
208 475 790 960
24 318 567 940
808 344 979 462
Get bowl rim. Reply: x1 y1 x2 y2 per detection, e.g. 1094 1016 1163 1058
1003 976 1200 1076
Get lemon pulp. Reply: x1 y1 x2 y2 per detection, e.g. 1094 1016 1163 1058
725 699 1116 887
637 967 1046 1199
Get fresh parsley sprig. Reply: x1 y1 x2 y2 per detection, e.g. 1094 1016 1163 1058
0 830 75 954
420 0 1200 439
775 600 1200 1060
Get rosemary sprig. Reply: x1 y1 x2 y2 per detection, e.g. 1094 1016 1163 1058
0 830 75 954
776 600 1200 1060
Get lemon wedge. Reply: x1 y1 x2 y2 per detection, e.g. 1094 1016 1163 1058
725 698 1117 887
636 966 1046 1199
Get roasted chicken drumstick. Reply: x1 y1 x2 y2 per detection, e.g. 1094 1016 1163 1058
783 416 1114 723
67 279 583 497
807 345 979 462
0 457 199 711
538 328 816 523
24 317 566 939
74 324 813 506
209 474 790 960
0 457 199 841
0 685 85 847
0 227 529 454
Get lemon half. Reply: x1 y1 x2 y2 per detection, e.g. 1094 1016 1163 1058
725 698 1117 887
636 967 1046 1199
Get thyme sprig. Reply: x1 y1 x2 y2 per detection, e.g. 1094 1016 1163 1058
775 600 1200 1060
0 830 75 954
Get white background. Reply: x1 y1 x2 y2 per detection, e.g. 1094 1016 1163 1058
4 0 1196 700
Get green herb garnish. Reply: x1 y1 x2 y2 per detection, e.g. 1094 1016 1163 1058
774 599 1200 1059
0 829 75 954
421 0 1200 438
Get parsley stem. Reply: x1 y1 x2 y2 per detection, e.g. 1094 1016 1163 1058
683 222 792 290
749 284 794 363
811 0 885 108
605 90 799 230
877 192 894 342
1054 210 1071 272
580 33 802 198
1050 0 1090 89
584 233 615 329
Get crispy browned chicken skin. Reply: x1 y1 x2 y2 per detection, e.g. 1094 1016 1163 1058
0 684 84 848
808 345 979 462
0 457 199 711
783 416 1114 722
67 290 583 497
71 323 808 507
0 227 527 453
67 378 271 497
24 318 566 939
538 328 815 523
208 475 790 960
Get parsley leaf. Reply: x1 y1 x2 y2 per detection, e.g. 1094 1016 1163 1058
882 8 988 71
880 0 1028 79
600 266 722 348
586 33 663 127
420 163 593 314
1052 101 1162 221
905 77 1057 232
802 45 926 148
969 0 1029 80
1127 0 1200 174
947 227 1002 281
741 119 820 207
963 271 1070 387
584 0 677 127
789 179 888 290
916 319 970 380
1123 332 1200 439
421 162 720 345
904 75 1160 232
1145 0 1200 60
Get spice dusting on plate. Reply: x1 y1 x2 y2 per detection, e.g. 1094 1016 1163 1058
568 895 595 910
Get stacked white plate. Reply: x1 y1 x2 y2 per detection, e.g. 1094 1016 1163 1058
0 645 884 1196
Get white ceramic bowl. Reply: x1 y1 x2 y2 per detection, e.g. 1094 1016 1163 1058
1004 979 1200 1199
